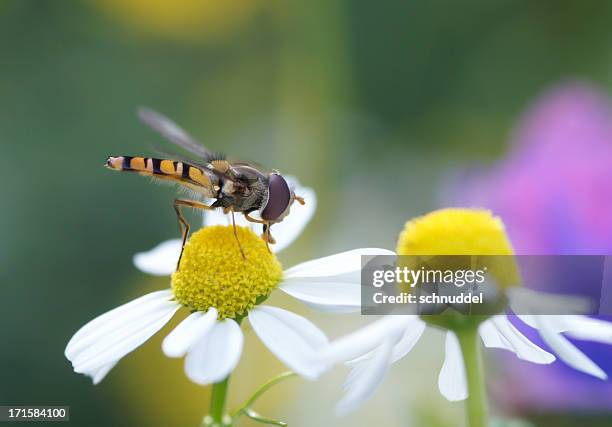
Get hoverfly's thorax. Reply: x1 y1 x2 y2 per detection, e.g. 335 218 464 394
213 170 268 213
261 173 293 221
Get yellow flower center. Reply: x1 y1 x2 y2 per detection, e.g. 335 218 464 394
171 226 283 319
396 208 520 289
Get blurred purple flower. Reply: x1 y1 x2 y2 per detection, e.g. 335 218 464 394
455 82 612 255
448 81 612 411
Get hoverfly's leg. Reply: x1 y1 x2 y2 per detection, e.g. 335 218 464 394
230 209 246 260
262 223 270 253
173 199 214 270
261 223 276 253
243 212 266 224
243 213 274 250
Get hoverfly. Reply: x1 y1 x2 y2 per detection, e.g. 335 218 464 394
106 108 305 266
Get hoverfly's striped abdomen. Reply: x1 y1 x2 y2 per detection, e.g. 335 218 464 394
106 156 181 175
106 156 218 197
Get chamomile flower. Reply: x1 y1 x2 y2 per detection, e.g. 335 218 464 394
319 209 612 415
65 183 393 386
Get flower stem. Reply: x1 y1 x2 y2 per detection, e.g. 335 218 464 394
232 371 297 419
209 376 230 426
457 327 488 427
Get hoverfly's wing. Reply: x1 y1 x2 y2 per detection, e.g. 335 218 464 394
150 140 262 188
149 143 212 171
138 107 217 162
229 160 271 175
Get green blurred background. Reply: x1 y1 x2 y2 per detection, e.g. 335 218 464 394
2 1 612 426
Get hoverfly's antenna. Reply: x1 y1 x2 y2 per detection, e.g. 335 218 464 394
230 209 247 260
295 195 305 205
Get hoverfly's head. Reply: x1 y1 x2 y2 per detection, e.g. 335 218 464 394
260 173 303 223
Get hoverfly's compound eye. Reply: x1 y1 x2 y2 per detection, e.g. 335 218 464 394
261 173 291 221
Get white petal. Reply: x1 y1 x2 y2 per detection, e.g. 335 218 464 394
335 339 393 416
318 316 414 366
66 290 174 357
284 248 395 280
65 290 169 357
280 279 361 313
479 316 555 364
91 361 118 385
346 318 426 367
184 319 244 385
516 314 541 331
71 304 179 374
281 248 394 313
162 309 218 358
523 315 612 344
65 290 180 378
518 314 575 333
390 319 427 363
562 316 612 344
507 288 592 316
479 319 515 346
519 314 612 338
535 316 607 379
133 239 182 276
343 361 367 391
249 306 328 379
438 331 468 401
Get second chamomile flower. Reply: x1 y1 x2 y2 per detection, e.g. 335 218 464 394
319 208 612 415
